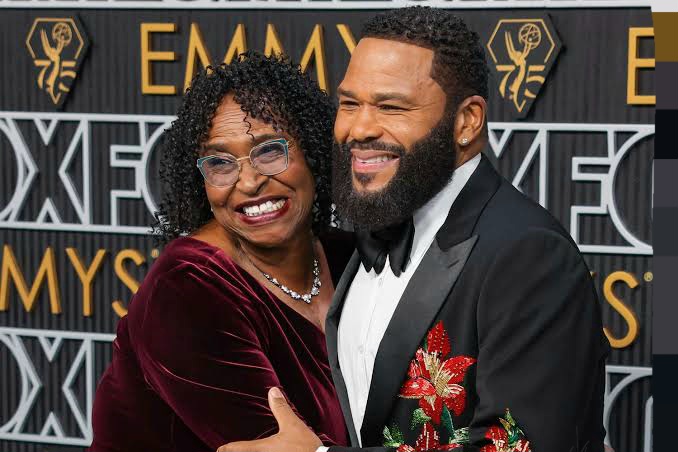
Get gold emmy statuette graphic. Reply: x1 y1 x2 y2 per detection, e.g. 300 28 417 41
487 18 562 118
26 17 89 108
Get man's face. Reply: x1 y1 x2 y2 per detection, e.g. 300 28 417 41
334 38 447 193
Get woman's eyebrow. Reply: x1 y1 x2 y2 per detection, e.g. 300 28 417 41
201 133 283 154
201 142 230 153
250 133 283 144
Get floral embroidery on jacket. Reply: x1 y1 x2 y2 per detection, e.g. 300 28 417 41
383 321 476 450
384 422 466 452
479 409 531 452
381 322 530 452
398 321 476 423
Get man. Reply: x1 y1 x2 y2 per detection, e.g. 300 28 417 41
220 7 608 452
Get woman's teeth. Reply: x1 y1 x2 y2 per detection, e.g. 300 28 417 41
243 199 286 217
356 155 393 164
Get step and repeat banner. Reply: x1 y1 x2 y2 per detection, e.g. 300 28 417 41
0 1 654 451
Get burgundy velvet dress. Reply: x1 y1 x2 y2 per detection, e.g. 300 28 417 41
90 233 352 452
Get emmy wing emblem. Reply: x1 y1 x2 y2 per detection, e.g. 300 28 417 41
26 17 90 108
487 17 562 118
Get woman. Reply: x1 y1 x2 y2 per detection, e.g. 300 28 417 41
90 52 351 452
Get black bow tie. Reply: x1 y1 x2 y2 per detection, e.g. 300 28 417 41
355 218 415 277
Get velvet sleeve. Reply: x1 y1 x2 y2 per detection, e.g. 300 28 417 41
130 259 313 450
465 228 609 452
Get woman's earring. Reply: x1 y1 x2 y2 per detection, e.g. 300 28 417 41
459 137 469 146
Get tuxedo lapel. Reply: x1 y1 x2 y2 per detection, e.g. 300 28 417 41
359 154 503 446
325 251 361 446
359 235 478 446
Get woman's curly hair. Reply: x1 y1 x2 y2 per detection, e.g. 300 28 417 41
153 51 336 244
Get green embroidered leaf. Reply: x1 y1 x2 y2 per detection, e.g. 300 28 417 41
383 426 393 444
500 410 526 447
441 405 455 436
391 424 405 444
383 424 405 447
383 426 400 447
452 427 470 444
410 408 432 430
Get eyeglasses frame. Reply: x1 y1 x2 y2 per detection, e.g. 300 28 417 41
196 138 290 187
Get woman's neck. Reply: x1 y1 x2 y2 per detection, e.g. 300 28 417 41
237 229 316 292
194 219 318 293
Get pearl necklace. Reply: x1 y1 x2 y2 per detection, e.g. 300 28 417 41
258 258 322 304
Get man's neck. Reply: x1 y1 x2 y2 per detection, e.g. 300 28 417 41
454 142 484 168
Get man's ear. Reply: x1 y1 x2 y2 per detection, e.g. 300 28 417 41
454 95 487 146
453 95 487 166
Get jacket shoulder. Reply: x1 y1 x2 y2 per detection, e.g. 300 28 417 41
477 179 572 244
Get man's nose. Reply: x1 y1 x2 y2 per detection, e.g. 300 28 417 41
348 107 383 143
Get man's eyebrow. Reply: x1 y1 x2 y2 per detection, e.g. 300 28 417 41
337 88 357 99
371 91 413 104
337 88 413 105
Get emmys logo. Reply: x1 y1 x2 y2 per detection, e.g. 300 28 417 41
487 17 562 118
25 17 89 108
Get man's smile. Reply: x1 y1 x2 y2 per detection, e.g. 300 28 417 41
351 150 400 173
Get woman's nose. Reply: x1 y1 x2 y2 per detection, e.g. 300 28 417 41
236 161 267 196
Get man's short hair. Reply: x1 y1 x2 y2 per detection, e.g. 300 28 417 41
361 6 489 107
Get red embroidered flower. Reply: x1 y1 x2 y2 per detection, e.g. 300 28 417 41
515 439 531 452
438 444 463 450
397 446 415 452
479 445 498 452
398 321 476 423
479 410 531 452
482 426 509 451
410 423 463 451
481 440 530 452
414 422 440 451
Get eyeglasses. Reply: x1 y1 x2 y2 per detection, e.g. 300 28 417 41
196 138 290 187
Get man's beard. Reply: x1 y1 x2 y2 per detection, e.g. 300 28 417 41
332 114 458 230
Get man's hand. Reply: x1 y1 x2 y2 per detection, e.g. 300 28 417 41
217 387 323 452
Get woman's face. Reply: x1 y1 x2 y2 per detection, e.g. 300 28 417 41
200 94 315 248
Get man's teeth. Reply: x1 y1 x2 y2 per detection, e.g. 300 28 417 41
243 199 286 217
357 155 393 164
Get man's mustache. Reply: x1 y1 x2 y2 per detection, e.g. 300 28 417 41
335 140 406 158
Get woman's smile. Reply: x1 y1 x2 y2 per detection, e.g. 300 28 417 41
235 197 291 225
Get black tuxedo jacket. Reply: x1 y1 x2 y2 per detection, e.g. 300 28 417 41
326 155 609 452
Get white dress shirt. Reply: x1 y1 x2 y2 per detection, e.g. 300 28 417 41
335 153 481 446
